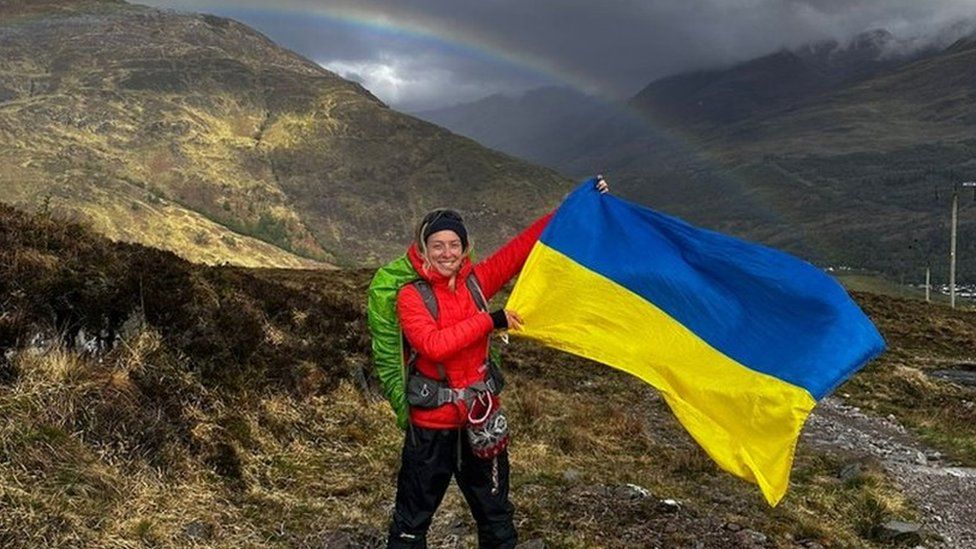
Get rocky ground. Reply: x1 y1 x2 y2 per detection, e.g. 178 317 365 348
804 397 976 548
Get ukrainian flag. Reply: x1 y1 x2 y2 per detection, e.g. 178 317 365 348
507 179 885 505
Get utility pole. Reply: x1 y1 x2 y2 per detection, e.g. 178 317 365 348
925 267 930 303
950 181 976 309
951 189 958 308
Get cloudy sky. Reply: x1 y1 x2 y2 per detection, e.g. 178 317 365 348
142 0 976 112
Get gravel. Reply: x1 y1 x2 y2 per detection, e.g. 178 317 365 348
802 397 976 548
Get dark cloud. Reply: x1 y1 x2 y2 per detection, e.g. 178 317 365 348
141 1 976 110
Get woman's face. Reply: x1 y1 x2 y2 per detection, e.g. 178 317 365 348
424 229 464 277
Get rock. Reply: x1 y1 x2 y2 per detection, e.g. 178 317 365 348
914 451 928 465
657 498 680 513
562 469 581 484
873 520 923 544
945 467 976 478
516 539 546 549
928 368 976 388
613 483 650 501
447 516 469 536
724 522 742 532
838 462 862 483
735 529 768 546
322 531 355 548
183 520 212 540
712 492 735 504
323 526 385 548
584 484 614 498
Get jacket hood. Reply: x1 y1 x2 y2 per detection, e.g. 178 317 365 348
407 242 473 286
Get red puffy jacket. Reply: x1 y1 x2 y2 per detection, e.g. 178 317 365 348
397 212 553 429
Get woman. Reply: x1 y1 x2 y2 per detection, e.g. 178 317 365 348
388 177 609 548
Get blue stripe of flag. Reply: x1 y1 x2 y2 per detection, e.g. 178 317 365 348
541 180 885 399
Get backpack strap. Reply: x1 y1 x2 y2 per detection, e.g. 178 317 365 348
411 279 438 320
411 275 486 316
407 279 446 381
465 273 488 313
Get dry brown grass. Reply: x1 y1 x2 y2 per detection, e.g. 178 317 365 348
0 334 399 547
844 292 976 466
0 330 922 548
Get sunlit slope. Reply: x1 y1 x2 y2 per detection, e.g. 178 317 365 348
0 0 568 267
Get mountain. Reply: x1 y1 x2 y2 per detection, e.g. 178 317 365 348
626 28 976 280
417 28 976 282
0 0 569 267
416 87 648 172
631 30 929 129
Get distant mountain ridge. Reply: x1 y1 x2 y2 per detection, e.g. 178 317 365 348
631 29 929 128
415 27 976 282
0 0 570 267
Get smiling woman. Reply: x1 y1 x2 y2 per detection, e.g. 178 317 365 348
388 204 549 548
382 178 608 548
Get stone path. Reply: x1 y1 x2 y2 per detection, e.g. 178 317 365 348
803 397 976 548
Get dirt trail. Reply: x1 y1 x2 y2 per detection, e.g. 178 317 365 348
803 397 976 548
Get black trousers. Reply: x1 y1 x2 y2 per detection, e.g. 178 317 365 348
387 426 516 549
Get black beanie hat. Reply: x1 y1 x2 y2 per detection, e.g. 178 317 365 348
419 209 468 251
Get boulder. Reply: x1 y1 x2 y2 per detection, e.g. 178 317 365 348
873 520 922 544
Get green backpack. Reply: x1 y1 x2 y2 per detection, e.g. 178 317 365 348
366 255 501 430
367 255 418 430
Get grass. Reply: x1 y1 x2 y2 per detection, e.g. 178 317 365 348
845 292 976 467
0 337 921 548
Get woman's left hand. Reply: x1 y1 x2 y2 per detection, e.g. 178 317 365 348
596 174 610 194
504 309 524 331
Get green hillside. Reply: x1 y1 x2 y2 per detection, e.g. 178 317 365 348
0 0 569 268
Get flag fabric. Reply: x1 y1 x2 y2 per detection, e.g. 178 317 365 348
506 179 885 506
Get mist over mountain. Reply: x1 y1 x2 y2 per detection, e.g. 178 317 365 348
0 0 569 267
632 29 931 128
416 27 976 283
417 88 632 170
